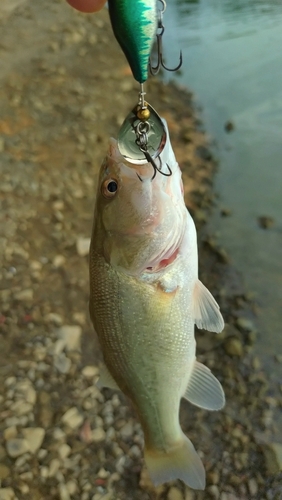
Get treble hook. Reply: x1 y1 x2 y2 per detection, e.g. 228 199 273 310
139 147 172 181
149 28 182 75
149 0 183 75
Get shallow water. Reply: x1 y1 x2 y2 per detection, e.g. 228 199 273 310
163 0 282 385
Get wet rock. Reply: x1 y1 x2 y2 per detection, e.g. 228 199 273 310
61 407 84 429
6 438 29 458
22 428 45 454
258 216 274 229
220 207 232 217
76 237 91 256
224 121 234 132
224 337 243 357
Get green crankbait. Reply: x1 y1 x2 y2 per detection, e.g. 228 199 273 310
108 0 157 84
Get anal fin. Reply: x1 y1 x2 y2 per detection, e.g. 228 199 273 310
183 360 225 411
97 364 120 391
193 279 224 333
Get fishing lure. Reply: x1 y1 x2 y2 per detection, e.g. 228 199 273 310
108 0 158 84
108 0 182 177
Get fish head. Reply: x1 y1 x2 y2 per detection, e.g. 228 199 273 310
94 121 187 275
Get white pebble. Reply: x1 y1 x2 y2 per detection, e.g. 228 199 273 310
61 408 84 429
0 488 15 500
91 428 106 443
6 439 29 458
76 237 91 257
22 428 45 454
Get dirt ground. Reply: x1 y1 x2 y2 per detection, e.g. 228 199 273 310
0 1 281 499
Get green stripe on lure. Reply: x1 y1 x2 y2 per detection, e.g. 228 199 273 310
108 0 157 83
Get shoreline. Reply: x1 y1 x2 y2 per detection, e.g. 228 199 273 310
0 2 281 499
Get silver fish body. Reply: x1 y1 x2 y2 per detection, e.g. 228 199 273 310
89 123 225 490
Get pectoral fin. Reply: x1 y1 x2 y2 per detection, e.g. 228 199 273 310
183 360 225 411
193 279 224 333
97 364 120 391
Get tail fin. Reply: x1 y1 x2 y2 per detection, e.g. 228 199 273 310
144 433 205 490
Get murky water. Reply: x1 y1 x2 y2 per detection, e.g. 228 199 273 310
164 0 282 382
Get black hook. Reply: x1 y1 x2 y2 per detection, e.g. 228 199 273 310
149 27 182 75
138 147 172 181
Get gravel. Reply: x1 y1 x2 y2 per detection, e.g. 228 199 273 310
0 1 281 499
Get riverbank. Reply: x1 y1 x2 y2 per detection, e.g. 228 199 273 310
0 1 281 499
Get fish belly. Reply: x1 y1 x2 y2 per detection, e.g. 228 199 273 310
89 251 196 451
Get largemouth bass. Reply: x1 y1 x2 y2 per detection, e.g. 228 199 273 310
89 123 225 490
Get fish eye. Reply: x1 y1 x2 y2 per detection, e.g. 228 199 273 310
102 178 118 198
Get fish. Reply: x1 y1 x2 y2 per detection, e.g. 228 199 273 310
89 122 225 490
108 0 157 83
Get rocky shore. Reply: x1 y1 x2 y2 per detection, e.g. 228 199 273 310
0 1 281 499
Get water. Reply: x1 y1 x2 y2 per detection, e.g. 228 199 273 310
163 0 282 383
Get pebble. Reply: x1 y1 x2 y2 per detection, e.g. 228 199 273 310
3 426 17 440
59 484 71 500
14 288 34 301
92 427 106 443
54 353 72 374
61 407 84 429
248 478 258 496
82 365 99 379
0 489 15 500
53 255 66 268
208 485 220 499
167 487 183 500
58 325 82 351
263 442 282 473
48 458 61 477
76 237 91 256
236 317 255 332
224 337 243 357
58 443 71 459
66 480 78 495
0 465 10 480
22 427 45 454
6 438 29 458
119 421 134 440
258 216 274 229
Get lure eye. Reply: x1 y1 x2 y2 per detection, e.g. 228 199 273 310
102 178 118 198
